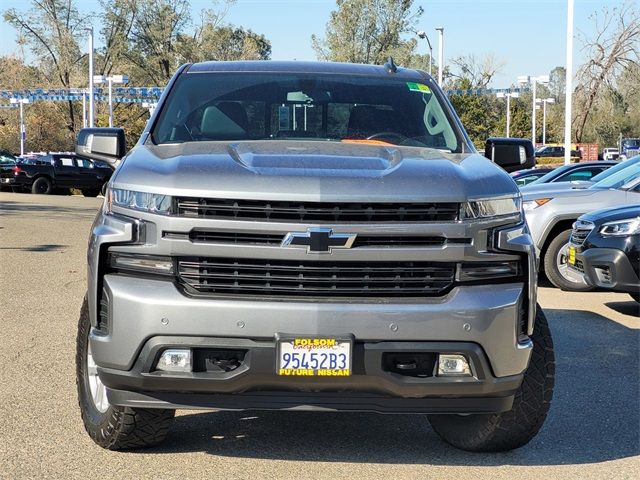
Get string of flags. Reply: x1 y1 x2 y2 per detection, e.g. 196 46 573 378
0 86 531 104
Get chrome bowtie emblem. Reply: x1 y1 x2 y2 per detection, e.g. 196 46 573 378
281 228 357 254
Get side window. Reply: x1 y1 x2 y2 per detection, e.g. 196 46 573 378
556 169 595 182
59 157 75 167
76 159 94 169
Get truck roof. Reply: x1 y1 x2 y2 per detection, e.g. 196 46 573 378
186 60 427 80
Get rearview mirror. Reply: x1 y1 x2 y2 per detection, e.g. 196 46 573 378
75 128 126 169
484 138 535 173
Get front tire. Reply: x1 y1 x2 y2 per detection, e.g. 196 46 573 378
82 189 100 197
76 296 174 450
544 229 593 291
428 306 555 452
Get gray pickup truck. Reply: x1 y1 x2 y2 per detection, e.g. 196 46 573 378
74 60 554 452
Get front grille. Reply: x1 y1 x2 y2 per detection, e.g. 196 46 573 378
570 221 594 246
570 229 591 245
177 257 456 298
165 230 461 248
175 198 460 223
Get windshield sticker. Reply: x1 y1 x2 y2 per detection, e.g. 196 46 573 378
407 82 431 93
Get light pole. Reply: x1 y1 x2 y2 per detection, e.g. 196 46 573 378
496 92 519 137
435 27 444 86
518 74 549 146
94 74 129 127
85 27 95 128
564 0 575 166
536 98 555 145
416 31 434 77
9 98 30 156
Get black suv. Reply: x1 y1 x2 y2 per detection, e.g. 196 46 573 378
568 205 640 302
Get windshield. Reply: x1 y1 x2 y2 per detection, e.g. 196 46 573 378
622 139 640 147
152 72 462 152
591 156 640 183
528 164 571 184
592 161 640 190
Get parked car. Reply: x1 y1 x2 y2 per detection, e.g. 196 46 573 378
510 167 554 186
567 205 639 303
0 151 17 191
601 148 619 161
523 161 640 290
73 60 554 453
521 155 640 194
525 161 616 186
1 153 112 196
535 145 581 158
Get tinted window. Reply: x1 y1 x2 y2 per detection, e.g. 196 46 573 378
555 168 604 182
152 72 462 152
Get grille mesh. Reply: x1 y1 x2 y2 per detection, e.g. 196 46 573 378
177 257 456 298
175 198 460 223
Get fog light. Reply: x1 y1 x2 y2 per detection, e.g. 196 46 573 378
157 349 192 372
437 354 472 376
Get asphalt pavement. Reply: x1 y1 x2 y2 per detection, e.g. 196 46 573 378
0 192 638 480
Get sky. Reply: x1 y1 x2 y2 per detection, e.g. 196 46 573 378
0 0 627 88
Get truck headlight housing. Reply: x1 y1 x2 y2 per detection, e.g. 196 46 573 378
109 252 174 275
462 197 522 221
599 218 640 236
106 188 173 215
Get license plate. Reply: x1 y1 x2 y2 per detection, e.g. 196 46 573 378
277 337 351 376
568 246 576 265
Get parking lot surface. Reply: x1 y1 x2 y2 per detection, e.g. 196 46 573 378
0 192 638 480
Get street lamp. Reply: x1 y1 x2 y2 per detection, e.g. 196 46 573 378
435 27 444 86
536 98 555 145
9 98 30 156
564 0 575 166
85 27 95 128
416 30 434 77
93 74 129 127
496 92 519 137
517 74 550 146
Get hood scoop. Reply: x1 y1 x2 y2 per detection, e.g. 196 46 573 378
226 142 403 177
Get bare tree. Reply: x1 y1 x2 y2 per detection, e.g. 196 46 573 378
574 1 640 142
4 0 90 135
448 53 505 89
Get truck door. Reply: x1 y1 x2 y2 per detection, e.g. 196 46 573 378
53 156 80 188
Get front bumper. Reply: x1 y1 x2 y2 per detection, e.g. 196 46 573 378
91 274 531 413
575 248 640 293
100 334 522 414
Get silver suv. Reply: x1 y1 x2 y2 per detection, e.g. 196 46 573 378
75 60 554 452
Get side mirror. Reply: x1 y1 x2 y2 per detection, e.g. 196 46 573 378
75 128 126 169
484 138 535 173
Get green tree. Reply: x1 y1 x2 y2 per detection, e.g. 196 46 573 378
312 0 423 66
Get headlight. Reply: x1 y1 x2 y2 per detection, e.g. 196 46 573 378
462 197 522 220
109 252 174 275
599 218 640 236
523 198 552 212
106 188 173 215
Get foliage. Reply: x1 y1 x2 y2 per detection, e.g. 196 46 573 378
311 0 423 66
0 0 271 153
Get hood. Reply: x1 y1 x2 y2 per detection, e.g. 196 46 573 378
580 204 640 225
522 186 603 202
112 140 519 202
520 180 593 194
